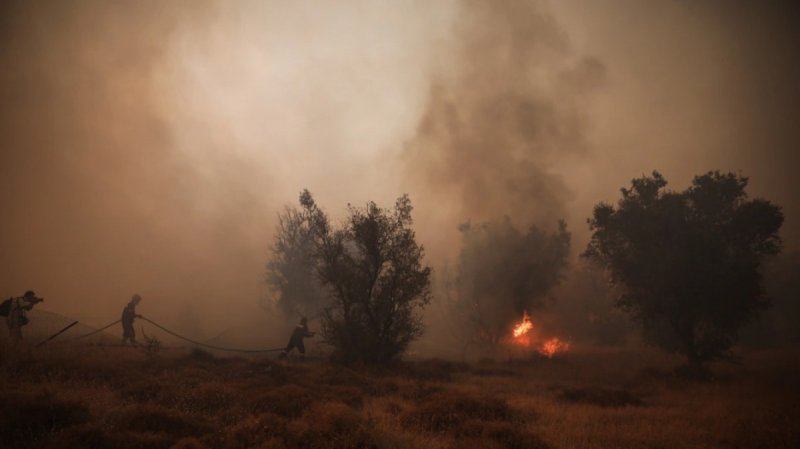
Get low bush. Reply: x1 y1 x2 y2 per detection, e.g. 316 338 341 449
455 420 550 449
557 387 643 407
186 348 217 363
249 384 316 419
402 359 470 382
44 423 173 449
170 437 210 449
0 389 89 447
285 402 379 449
220 412 288 449
112 403 211 439
180 383 239 413
401 390 515 433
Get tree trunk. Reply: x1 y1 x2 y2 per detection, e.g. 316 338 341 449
686 351 704 374
677 318 707 378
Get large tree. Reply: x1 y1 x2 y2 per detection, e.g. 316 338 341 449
584 171 784 372
265 206 327 319
452 218 570 354
298 190 432 363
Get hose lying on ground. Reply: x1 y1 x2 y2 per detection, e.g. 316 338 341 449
30 314 285 353
139 316 284 353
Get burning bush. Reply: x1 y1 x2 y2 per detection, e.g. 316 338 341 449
507 311 571 358
445 218 570 355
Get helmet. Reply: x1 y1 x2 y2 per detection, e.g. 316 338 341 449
131 294 142 303
300 317 308 325
23 290 36 299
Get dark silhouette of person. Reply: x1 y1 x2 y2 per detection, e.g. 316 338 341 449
279 316 314 360
5 290 43 344
121 294 142 345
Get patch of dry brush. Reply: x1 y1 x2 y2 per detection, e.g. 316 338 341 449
0 345 797 449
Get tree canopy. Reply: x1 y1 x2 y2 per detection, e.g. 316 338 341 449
297 190 432 363
584 171 784 371
265 206 327 319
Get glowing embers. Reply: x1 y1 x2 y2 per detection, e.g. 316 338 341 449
537 337 570 358
509 311 570 358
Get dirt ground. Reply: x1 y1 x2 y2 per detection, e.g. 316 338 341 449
1 343 798 449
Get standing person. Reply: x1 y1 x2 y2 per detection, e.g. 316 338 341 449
121 294 142 345
279 317 315 360
3 290 44 344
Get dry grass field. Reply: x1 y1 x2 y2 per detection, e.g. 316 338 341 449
1 344 798 449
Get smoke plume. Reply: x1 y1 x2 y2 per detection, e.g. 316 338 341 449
404 0 605 254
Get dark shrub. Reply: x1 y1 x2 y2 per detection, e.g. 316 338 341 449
285 402 379 449
249 384 315 419
113 404 210 438
323 386 364 409
45 424 172 449
403 359 469 382
120 380 164 402
188 348 215 362
455 420 550 449
401 390 514 432
557 387 643 407
0 390 89 447
181 383 238 413
170 437 210 449
222 412 288 449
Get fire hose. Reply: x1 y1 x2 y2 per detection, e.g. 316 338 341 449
73 319 121 339
139 316 285 353
35 315 285 353
35 321 79 348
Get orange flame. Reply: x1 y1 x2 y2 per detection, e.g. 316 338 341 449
510 312 571 357
511 311 533 347
538 337 570 358
513 311 533 338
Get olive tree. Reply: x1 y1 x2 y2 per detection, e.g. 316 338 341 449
298 190 432 363
584 171 783 373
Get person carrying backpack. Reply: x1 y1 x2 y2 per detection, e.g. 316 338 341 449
2 290 44 344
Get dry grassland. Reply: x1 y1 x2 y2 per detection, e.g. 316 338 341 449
1 344 797 449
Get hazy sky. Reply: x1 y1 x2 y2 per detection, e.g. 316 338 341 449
1 0 797 333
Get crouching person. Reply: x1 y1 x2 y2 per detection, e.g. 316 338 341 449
3 290 44 344
279 317 314 360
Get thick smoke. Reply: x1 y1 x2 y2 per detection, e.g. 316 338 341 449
403 0 605 357
0 0 447 342
1 0 798 350
0 1 276 336
404 0 605 252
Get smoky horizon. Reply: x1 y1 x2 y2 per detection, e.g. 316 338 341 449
1 0 798 344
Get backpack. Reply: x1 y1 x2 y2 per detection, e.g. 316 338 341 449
0 298 11 317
